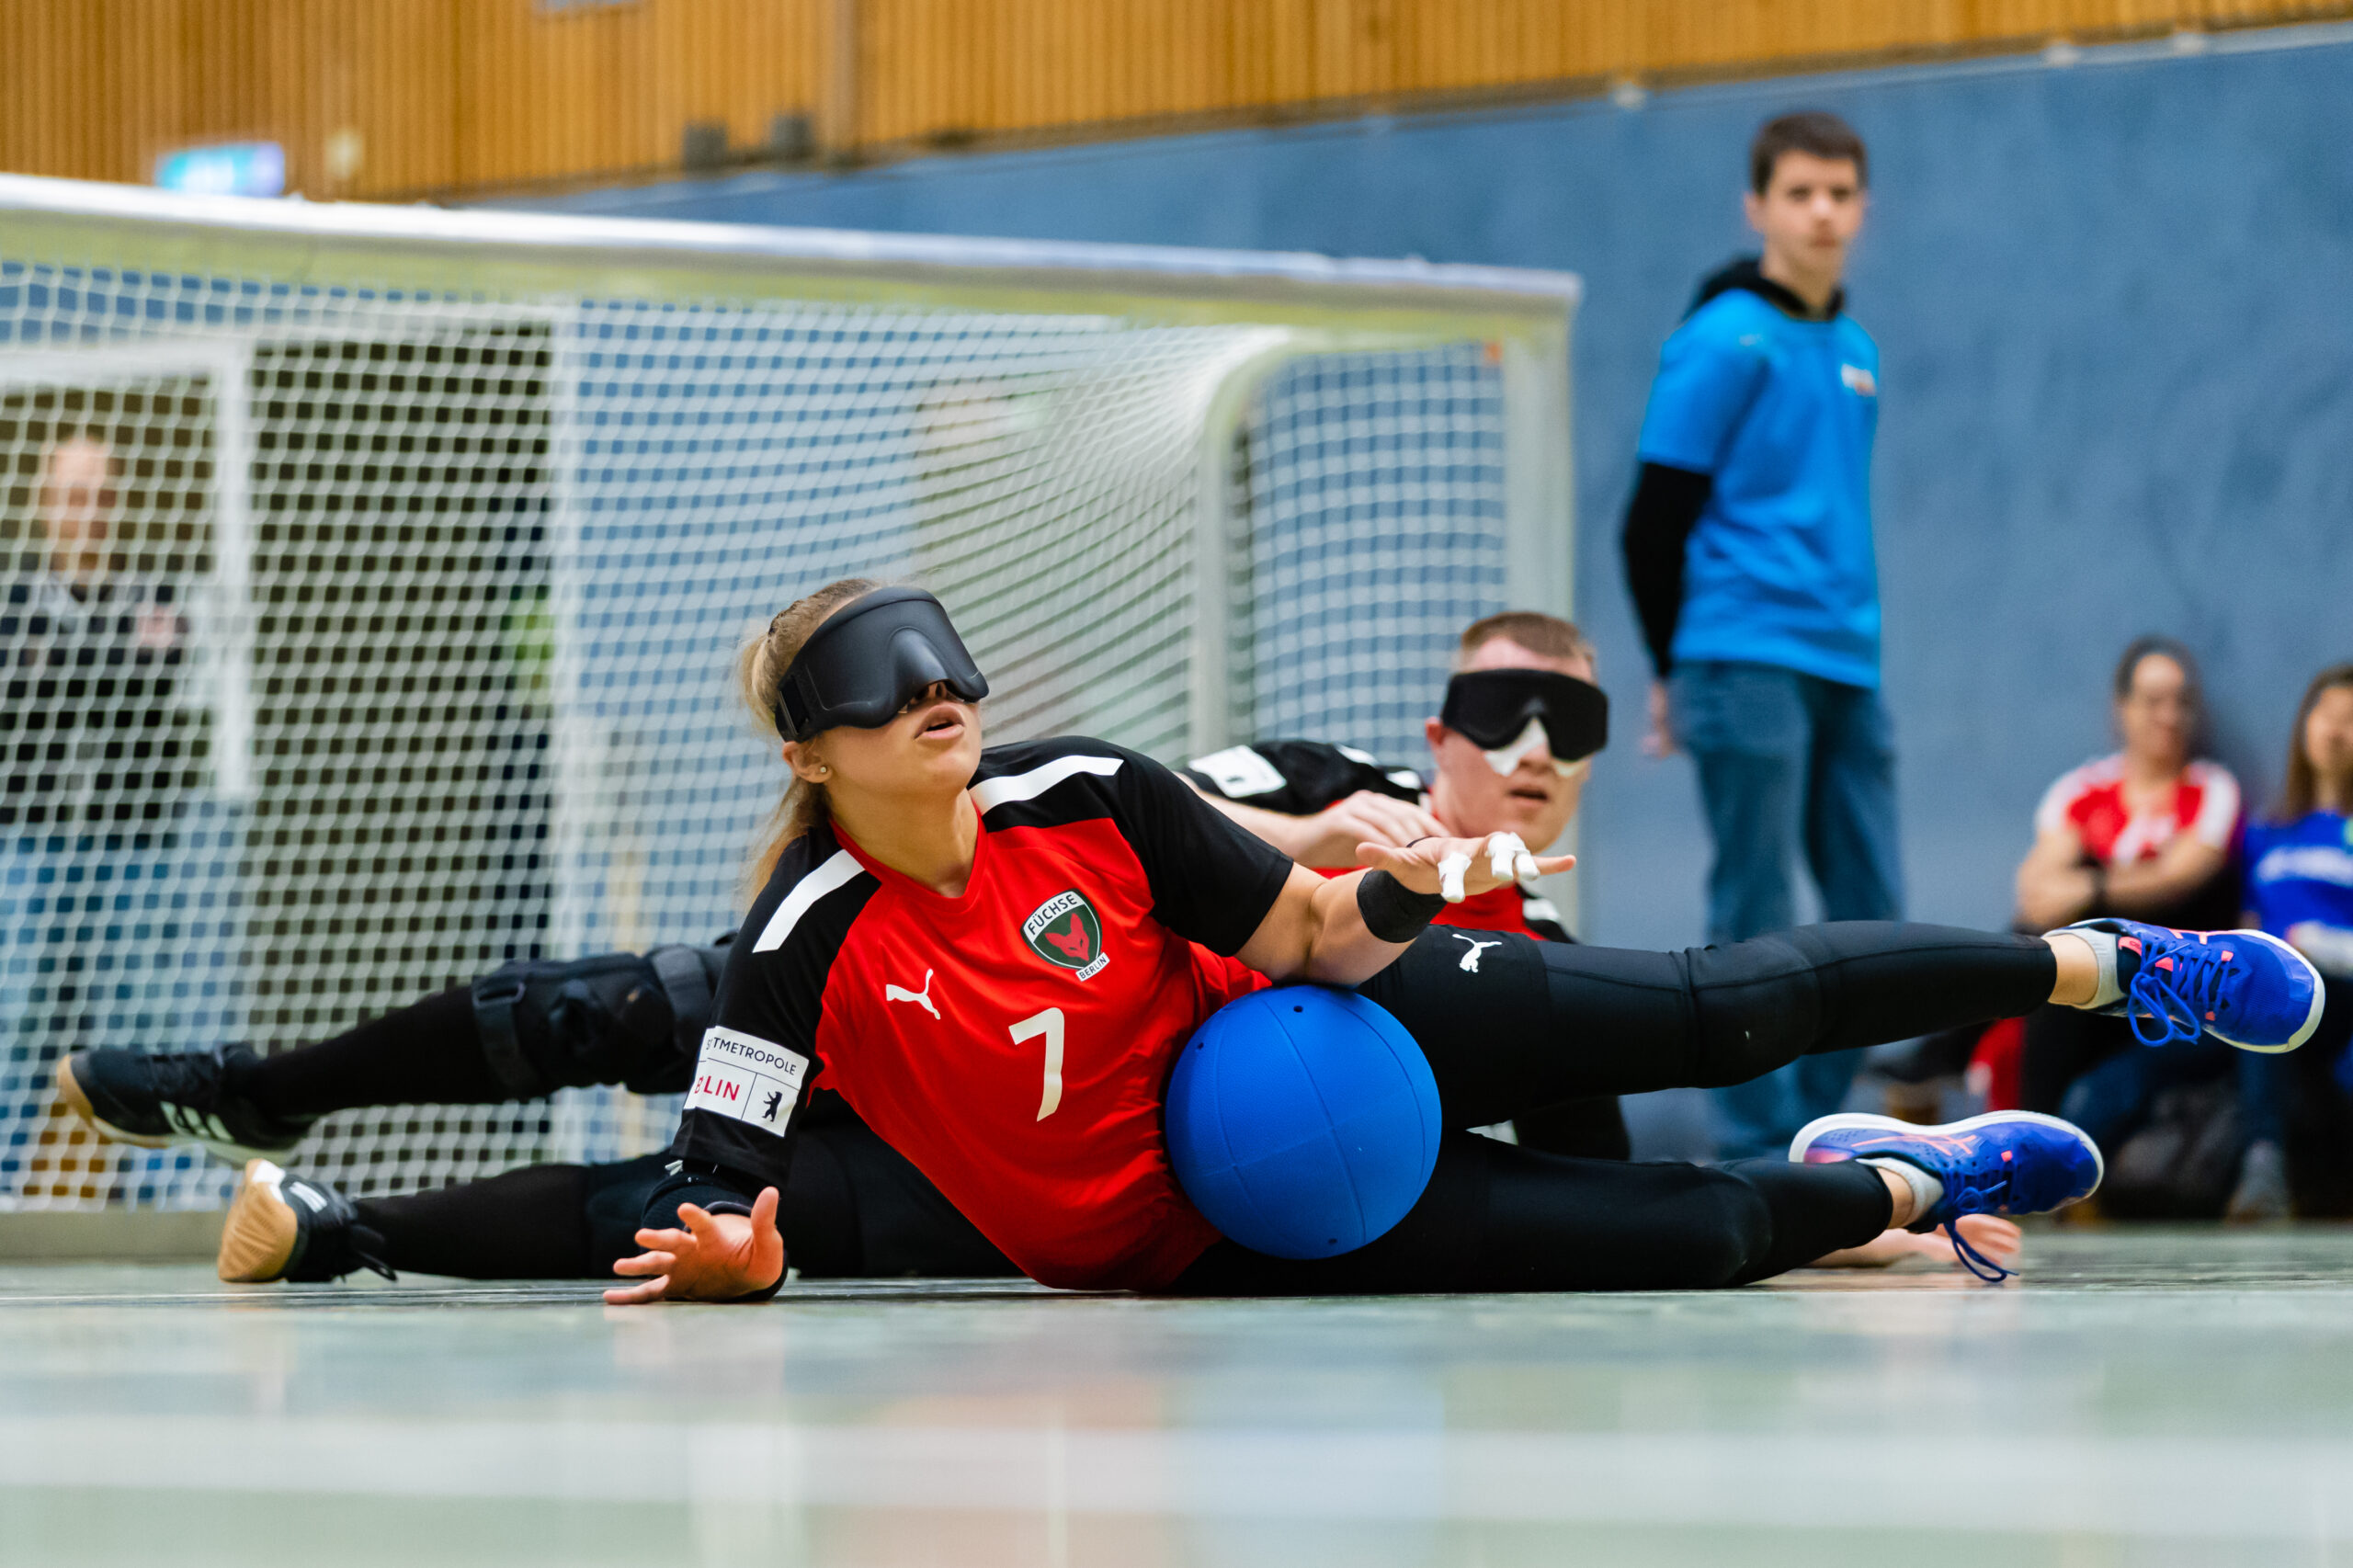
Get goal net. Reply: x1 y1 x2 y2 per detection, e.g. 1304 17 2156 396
0 176 1577 1210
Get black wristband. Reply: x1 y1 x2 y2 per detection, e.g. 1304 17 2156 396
1357 869 1447 944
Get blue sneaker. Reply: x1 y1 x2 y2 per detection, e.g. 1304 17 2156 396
1790 1110 2104 1281
2069 919 2325 1053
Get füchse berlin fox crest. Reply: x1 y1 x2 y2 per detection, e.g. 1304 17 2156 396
1023 889 1108 981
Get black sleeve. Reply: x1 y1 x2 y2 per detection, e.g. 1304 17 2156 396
1180 739 1422 816
1620 460 1713 678
1110 746 1296 955
663 831 874 1201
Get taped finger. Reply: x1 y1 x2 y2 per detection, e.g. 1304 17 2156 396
1485 832 1528 883
1438 851 1471 903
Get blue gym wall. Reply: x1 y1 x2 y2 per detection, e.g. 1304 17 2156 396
515 25 2353 953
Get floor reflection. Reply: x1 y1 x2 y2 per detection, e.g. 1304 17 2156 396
2 1230 2351 1565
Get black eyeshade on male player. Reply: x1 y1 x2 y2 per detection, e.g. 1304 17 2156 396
1438 670 1608 777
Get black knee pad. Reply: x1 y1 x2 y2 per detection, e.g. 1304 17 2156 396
471 944 726 1097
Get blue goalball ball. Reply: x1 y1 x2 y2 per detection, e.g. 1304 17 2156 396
1165 985 1442 1260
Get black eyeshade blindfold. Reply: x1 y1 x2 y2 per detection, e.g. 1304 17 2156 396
773 586 989 742
1439 668 1608 763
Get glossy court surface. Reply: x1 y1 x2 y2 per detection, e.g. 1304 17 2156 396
5 1228 2352 1566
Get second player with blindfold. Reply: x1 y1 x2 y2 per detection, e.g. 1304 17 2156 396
1182 611 1627 1155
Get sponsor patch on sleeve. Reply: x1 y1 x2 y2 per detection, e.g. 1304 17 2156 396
684 1026 811 1136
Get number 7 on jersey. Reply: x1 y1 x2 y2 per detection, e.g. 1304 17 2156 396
1013 1008 1065 1120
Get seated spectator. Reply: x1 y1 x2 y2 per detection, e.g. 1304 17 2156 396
2243 663 2353 1214
2010 638 2279 1217
2015 638 2241 933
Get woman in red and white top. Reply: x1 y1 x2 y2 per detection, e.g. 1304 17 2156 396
2016 637 2242 935
2012 637 2247 1137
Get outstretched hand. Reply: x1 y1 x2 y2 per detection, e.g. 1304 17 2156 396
604 1186 785 1305
1358 832 1574 904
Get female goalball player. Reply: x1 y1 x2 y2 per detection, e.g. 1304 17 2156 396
605 581 2325 1302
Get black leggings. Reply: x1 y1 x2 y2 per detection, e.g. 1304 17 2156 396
1360 919 2054 1114
333 920 2053 1292
1173 1138 1893 1294
354 1115 1017 1281
1170 920 2057 1295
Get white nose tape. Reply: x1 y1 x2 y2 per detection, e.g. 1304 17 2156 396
1481 719 1587 780
1481 718 1550 777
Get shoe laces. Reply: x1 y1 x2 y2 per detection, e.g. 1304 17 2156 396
1940 1218 2016 1284
145 1047 238 1112
2124 937 2229 1049
1936 1161 2018 1284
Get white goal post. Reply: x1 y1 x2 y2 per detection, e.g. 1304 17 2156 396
0 173 1579 1209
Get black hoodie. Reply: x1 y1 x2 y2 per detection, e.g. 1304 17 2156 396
1684 254 1845 324
1620 256 1847 676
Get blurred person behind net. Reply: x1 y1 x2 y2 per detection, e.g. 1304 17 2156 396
1 431 194 1198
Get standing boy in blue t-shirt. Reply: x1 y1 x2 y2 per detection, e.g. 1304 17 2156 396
1621 110 1899 1159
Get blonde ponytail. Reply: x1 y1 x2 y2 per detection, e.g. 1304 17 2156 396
739 576 881 894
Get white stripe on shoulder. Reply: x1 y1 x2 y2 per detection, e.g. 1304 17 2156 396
753 848 869 953
970 753 1123 813
2188 760 2243 846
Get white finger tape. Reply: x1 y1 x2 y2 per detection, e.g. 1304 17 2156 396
1438 851 1471 903
1486 832 1529 883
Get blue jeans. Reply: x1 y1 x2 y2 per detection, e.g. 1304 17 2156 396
2059 1035 2283 1155
1672 661 1904 1160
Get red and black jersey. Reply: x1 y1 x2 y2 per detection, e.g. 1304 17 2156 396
676 738 1292 1291
1182 738 1574 943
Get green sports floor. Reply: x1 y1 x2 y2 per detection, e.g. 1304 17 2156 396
5 1228 2352 1567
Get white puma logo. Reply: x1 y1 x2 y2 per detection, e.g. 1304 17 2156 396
884 969 940 1019
1449 933 1503 973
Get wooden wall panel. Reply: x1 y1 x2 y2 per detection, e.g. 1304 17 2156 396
2 0 2345 201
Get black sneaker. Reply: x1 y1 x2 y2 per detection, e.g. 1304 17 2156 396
55 1046 317 1163
218 1159 395 1284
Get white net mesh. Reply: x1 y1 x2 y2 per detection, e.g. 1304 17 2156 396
0 187 1573 1210
1237 344 1511 762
